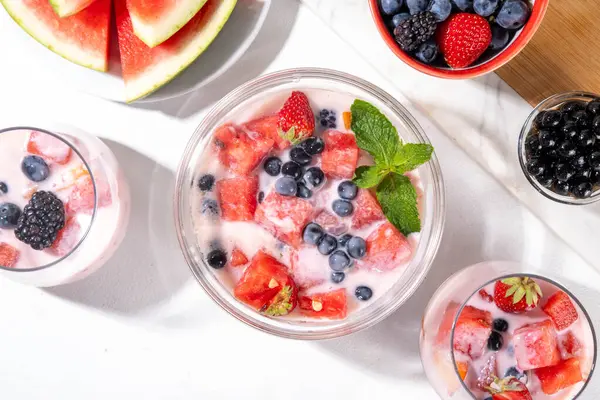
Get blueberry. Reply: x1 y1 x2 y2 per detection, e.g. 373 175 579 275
578 129 596 149
258 191 265 203
474 0 498 16
572 110 591 128
263 157 282 176
320 109 330 119
206 249 227 269
406 0 428 14
21 155 50 182
331 272 346 284
555 162 575 181
539 110 562 129
381 0 403 15
0 182 7 194
451 0 472 10
574 168 593 180
496 0 530 30
538 129 557 149
561 122 579 140
391 13 411 28
525 135 542 157
347 236 367 259
303 223 324 245
572 181 593 198
318 234 338 255
303 167 325 188
557 141 577 158
201 198 219 216
338 233 353 247
571 155 588 170
197 174 215 191
526 158 545 177
555 180 571 196
332 199 354 217
290 147 312 166
587 101 600 117
281 161 303 180
561 101 586 115
329 250 352 271
0 203 21 229
275 177 298 196
536 169 555 188
487 331 504 351
590 151 600 171
296 182 313 199
505 367 525 380
355 286 373 301
492 318 509 332
593 116 600 134
592 170 600 185
490 25 510 50
427 0 451 21
415 40 439 64
337 180 358 200
299 137 325 155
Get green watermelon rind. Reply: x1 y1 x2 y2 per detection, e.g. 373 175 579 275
49 0 96 17
130 0 209 48
125 0 238 103
0 0 108 71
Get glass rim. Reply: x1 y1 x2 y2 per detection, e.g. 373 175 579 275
518 91 600 205
449 272 598 400
0 126 98 273
174 67 446 339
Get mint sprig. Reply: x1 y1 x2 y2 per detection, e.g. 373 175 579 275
350 99 433 236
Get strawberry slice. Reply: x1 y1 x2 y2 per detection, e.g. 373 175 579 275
493 277 542 314
48 217 81 257
216 176 259 222
535 358 583 395
437 13 492 69
67 174 112 214
27 130 72 165
0 243 20 268
233 250 297 316
299 288 347 319
542 290 578 330
478 288 494 303
488 376 533 400
277 91 315 145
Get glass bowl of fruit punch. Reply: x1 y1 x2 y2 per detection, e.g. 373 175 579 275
174 68 445 339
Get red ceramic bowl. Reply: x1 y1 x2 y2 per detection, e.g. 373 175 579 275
369 0 549 79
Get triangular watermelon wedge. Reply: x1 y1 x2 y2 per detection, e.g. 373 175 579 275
125 0 209 48
115 0 237 103
49 0 97 17
1 0 111 71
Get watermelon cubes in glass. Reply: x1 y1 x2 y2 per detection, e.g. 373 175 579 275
513 319 561 370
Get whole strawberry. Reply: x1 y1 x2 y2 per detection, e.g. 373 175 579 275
493 276 542 314
437 13 492 68
277 91 315 145
488 376 533 400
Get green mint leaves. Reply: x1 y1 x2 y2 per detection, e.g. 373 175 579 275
350 99 433 236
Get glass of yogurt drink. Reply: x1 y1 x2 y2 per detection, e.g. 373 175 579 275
0 126 130 287
420 261 596 400
175 68 445 339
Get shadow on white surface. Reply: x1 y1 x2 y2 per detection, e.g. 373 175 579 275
46 140 192 315
130 0 300 118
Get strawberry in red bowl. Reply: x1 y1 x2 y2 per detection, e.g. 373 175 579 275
369 0 549 78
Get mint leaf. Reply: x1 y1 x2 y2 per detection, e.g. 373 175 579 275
351 100 401 167
392 143 434 174
376 173 420 236
353 165 387 188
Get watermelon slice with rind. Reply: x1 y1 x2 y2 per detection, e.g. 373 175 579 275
1 0 111 71
115 0 237 102
125 0 209 48
49 0 97 17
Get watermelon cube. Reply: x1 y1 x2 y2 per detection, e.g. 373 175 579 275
542 290 579 331
216 176 259 221
254 192 314 248
535 358 583 395
559 331 583 359
321 130 359 179
513 319 561 370
314 209 347 235
67 174 112 214
351 189 385 229
0 243 20 268
452 305 492 359
27 130 72 165
359 222 413 271
214 123 274 175
230 247 249 267
243 115 291 150
48 217 81 257
290 248 326 290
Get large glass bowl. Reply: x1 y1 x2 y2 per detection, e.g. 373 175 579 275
174 68 446 339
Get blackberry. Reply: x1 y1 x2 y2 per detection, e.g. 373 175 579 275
394 12 437 52
14 191 65 250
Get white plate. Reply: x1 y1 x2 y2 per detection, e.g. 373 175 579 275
0 0 271 103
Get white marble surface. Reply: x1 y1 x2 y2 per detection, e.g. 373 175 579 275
0 0 598 399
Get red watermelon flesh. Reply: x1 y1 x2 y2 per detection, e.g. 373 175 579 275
1 0 111 71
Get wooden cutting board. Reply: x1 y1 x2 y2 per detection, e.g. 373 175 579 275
497 0 600 106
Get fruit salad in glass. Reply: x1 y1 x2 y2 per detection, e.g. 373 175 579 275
175 69 445 338
421 262 596 400
0 126 130 286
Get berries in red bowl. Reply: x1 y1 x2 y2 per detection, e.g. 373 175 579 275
370 0 549 79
